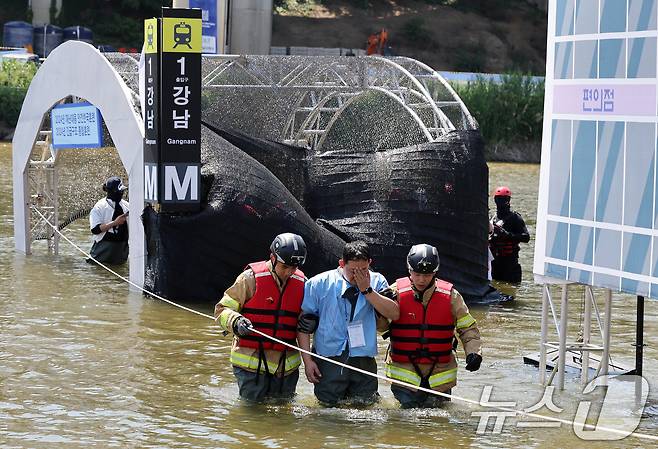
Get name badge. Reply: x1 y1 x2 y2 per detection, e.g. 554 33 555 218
347 320 366 349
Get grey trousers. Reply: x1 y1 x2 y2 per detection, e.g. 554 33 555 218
88 240 128 265
233 366 299 402
313 349 378 406
391 384 451 409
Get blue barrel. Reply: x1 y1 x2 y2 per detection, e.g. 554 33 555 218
3 21 33 49
63 26 93 44
33 24 63 57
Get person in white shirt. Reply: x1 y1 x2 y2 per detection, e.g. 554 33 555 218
88 176 129 264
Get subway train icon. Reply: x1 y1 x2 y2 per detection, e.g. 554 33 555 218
173 22 192 49
146 23 154 49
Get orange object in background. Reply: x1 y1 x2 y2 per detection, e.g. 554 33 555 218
366 28 388 55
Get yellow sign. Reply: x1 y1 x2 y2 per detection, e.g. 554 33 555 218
162 17 202 53
144 18 158 54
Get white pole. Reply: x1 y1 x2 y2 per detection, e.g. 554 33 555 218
581 285 593 384
557 283 568 390
53 167 59 255
600 289 612 376
217 0 229 54
539 284 549 385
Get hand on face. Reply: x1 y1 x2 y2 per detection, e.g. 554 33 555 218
352 266 371 292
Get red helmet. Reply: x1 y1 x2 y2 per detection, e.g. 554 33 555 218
494 186 512 197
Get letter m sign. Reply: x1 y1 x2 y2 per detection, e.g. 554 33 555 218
163 164 199 202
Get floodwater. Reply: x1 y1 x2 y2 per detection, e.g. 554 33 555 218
1 142 656 448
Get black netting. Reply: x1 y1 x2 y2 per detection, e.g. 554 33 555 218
109 54 490 302
144 124 488 302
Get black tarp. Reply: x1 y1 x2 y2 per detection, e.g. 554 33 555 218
143 123 490 303
143 126 345 303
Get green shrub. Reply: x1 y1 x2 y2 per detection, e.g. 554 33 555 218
0 60 38 127
453 40 487 73
452 73 545 145
402 17 430 44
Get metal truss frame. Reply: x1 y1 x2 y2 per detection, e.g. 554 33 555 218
539 283 613 390
28 130 60 253
201 55 476 150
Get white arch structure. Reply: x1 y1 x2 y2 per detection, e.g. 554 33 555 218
12 41 145 288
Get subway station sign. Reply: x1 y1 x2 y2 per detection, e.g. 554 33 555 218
143 7 202 213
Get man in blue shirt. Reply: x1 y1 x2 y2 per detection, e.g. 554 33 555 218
297 241 399 405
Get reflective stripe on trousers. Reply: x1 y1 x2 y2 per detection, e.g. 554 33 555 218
385 363 457 388
230 350 301 374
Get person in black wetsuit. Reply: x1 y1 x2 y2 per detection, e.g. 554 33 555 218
489 186 529 283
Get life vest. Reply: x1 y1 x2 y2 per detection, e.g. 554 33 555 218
238 261 305 352
389 277 455 365
489 216 519 257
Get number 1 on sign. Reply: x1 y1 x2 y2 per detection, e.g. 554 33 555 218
177 56 186 75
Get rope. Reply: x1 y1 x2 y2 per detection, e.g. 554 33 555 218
30 206 658 442
33 207 93 240
31 206 215 322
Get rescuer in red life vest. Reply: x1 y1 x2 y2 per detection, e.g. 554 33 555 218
380 244 482 408
489 186 530 283
214 233 307 402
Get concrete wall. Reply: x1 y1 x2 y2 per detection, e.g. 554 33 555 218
229 0 272 55
31 0 63 25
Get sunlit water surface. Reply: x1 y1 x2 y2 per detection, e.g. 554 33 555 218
1 143 656 448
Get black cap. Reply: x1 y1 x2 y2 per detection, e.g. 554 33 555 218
407 244 440 274
103 176 127 193
270 233 307 267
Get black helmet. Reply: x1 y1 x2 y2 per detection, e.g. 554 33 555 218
103 176 127 193
407 244 439 274
270 233 307 267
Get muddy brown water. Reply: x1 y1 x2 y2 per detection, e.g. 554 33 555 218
1 143 656 448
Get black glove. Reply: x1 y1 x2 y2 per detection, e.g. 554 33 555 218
297 313 319 334
233 316 253 337
465 353 482 372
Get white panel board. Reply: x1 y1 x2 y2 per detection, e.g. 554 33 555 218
535 0 658 298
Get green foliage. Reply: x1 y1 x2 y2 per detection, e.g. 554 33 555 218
0 0 29 24
449 0 519 20
401 17 431 45
0 60 38 126
453 40 486 73
274 0 321 15
56 0 161 48
453 73 545 145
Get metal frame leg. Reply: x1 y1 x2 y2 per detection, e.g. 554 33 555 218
600 289 612 377
581 286 593 384
557 283 569 390
539 284 549 385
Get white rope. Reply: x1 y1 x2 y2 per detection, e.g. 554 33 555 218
31 206 658 441
31 206 215 321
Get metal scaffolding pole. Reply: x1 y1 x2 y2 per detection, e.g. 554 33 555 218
557 283 569 390
581 286 593 384
539 284 549 385
600 289 612 376
635 295 645 377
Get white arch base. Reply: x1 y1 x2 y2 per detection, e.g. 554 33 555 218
12 41 145 289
